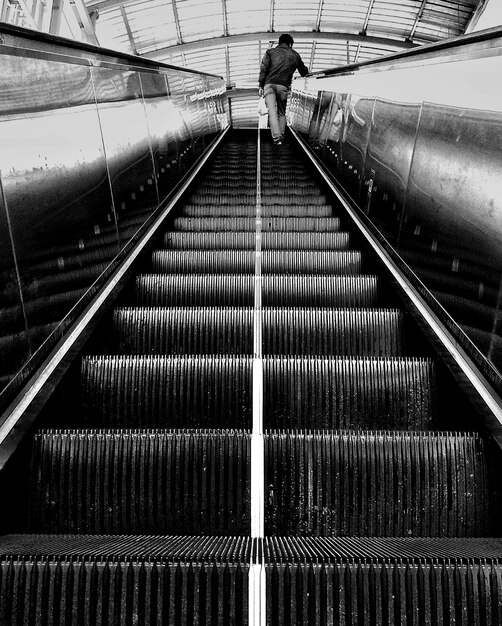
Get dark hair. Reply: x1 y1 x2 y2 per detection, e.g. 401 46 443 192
279 34 294 46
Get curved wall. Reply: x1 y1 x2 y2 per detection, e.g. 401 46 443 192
289 29 502 373
0 26 228 398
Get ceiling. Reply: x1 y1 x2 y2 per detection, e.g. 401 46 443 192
85 0 485 126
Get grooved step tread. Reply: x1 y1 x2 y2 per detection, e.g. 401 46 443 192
3 535 502 561
135 274 380 307
163 231 351 250
150 250 363 275
112 307 404 356
173 217 340 231
29 430 251 535
79 355 435 429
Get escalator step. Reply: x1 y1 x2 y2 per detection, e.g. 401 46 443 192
111 308 403 356
263 309 404 356
262 275 379 307
263 536 502 560
261 232 350 251
81 355 252 428
163 231 350 250
188 194 256 205
264 357 436 429
135 274 378 307
135 275 254 306
173 217 341 231
264 555 502 624
0 551 249 624
112 307 253 354
182 205 333 217
151 250 255 274
264 431 498 537
261 195 327 206
164 231 255 250
150 250 362 275
29 430 250 534
0 534 253 559
262 251 362 274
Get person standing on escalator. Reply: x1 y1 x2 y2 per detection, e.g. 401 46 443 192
258 34 309 146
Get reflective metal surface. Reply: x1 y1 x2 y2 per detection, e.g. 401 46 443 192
289 30 502 374
0 28 228 398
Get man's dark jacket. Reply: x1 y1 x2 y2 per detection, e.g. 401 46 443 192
259 43 308 89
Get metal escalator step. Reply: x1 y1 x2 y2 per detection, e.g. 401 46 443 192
263 536 502 561
29 429 250 535
80 355 252 428
264 357 436 429
262 251 362 274
182 205 333 217
189 194 256 205
260 187 322 197
151 250 255 273
150 250 362 275
164 231 255 249
262 232 350 250
263 309 404 356
162 231 350 250
0 534 253 559
261 195 327 206
135 274 254 306
111 308 402 357
0 536 251 623
196 184 256 193
1 559 248 624
173 217 341 231
264 431 497 537
262 275 379 306
263 541 502 624
112 307 253 354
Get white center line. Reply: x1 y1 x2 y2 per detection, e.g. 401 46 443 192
249 128 266 626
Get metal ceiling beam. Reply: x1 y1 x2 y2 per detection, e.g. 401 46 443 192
360 0 376 35
171 0 183 45
120 4 137 55
314 0 324 31
221 0 228 37
408 0 428 40
49 0 62 34
69 0 100 44
269 0 275 33
353 42 362 63
141 30 416 60
225 44 230 85
15 0 38 29
309 40 316 71
465 0 489 34
41 0 54 31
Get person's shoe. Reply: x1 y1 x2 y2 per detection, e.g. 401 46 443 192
274 140 283 146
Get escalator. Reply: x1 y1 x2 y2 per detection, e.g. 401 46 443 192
1 129 502 623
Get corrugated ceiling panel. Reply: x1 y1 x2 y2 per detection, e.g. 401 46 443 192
182 46 227 78
95 7 133 53
226 0 269 35
320 0 370 30
414 1 474 41
229 41 261 85
366 0 417 37
125 0 179 52
168 53 188 68
176 0 224 42
292 40 314 71
274 0 320 32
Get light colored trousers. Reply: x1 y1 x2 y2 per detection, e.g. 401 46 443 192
264 83 289 141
